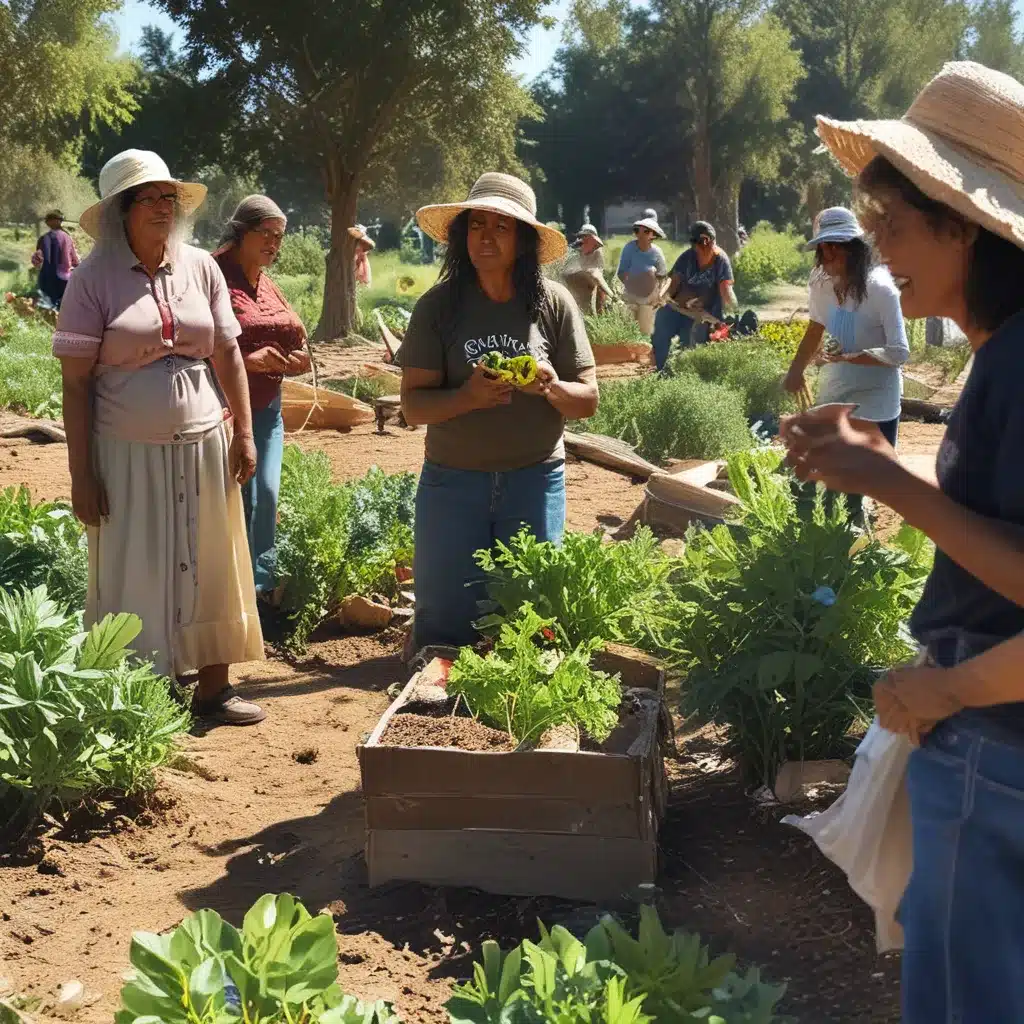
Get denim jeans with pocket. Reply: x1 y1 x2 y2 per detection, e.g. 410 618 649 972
651 306 710 371
900 716 1024 1023
241 393 285 593
413 458 566 649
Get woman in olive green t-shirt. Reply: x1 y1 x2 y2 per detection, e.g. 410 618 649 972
401 173 598 652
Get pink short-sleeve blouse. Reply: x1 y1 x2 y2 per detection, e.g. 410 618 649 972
52 238 242 367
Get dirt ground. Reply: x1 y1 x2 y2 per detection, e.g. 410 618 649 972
0 345 947 1022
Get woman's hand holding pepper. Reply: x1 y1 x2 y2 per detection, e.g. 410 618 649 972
462 362 514 410
522 361 563 401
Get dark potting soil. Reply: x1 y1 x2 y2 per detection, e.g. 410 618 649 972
381 712 515 752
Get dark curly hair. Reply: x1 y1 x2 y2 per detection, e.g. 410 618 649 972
437 210 546 337
858 155 1024 332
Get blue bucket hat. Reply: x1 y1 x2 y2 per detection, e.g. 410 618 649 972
805 207 864 249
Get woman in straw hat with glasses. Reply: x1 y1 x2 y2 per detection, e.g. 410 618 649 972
402 172 598 651
349 224 375 287
781 63 1024 1020
53 149 266 726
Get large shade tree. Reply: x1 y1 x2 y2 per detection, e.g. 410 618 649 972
153 0 547 339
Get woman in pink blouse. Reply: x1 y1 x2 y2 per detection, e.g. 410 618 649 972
53 149 266 726
213 195 310 596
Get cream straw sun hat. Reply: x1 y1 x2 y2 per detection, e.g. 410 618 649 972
816 61 1024 249
79 149 207 240
416 173 568 265
348 224 376 250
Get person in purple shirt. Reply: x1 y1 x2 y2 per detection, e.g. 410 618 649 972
31 209 80 309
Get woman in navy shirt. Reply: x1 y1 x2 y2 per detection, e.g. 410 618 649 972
651 221 735 371
783 62 1024 1023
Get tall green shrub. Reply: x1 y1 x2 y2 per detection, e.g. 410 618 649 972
581 375 752 464
674 449 931 788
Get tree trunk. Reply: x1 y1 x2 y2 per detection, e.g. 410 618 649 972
317 170 360 342
710 182 739 257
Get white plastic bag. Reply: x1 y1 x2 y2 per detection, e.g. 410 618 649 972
782 718 913 952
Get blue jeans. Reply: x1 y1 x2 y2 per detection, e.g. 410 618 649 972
651 306 709 371
413 459 566 649
241 394 284 593
901 717 1024 1023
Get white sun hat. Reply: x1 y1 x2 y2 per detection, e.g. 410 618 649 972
79 149 207 240
632 208 666 239
816 61 1024 250
416 172 567 264
805 207 865 249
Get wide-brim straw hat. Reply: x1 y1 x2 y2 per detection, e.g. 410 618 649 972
348 224 376 250
79 149 207 239
416 172 568 264
633 215 666 240
816 61 1024 250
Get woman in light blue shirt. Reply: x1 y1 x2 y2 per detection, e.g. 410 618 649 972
783 207 909 520
616 210 668 334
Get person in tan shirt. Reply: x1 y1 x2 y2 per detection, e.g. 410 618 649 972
401 173 598 651
54 149 266 726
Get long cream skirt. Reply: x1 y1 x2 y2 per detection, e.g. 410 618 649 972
86 422 264 678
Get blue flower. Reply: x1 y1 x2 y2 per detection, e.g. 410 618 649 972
811 585 837 607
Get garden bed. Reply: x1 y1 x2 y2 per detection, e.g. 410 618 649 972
358 643 670 902
591 341 652 366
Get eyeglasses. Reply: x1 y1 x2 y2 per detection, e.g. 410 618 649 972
253 227 285 244
134 191 178 209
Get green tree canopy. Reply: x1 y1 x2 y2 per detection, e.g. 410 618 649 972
0 0 138 156
149 0 547 338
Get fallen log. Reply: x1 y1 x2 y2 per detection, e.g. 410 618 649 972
900 397 949 423
564 431 660 480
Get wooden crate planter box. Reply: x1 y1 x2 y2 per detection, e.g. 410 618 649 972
358 643 670 902
592 341 653 366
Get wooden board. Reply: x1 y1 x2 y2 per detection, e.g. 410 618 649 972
564 431 660 480
281 379 375 432
366 830 658 901
592 342 653 366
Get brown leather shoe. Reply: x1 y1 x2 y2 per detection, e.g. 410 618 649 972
192 685 266 726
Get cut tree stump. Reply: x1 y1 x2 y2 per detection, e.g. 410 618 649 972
374 395 405 434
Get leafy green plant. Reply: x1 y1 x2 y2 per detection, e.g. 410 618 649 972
373 302 413 337
273 273 324 336
581 375 752 464
273 228 327 277
475 527 680 652
446 906 788 1023
733 224 813 302
274 451 415 652
116 892 399 1024
751 320 808 363
584 305 652 346
323 376 393 403
0 587 189 834
447 604 622 746
0 486 87 610
0 303 62 417
671 340 795 422
673 449 931 787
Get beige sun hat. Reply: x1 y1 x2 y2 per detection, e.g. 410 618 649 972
816 61 1024 249
416 173 568 264
348 224 376 250
79 149 207 239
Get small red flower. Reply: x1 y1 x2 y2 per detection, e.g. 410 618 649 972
541 628 555 641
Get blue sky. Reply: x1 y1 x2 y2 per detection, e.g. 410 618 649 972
110 0 571 82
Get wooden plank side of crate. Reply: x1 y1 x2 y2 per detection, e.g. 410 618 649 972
364 788 648 837
592 643 663 692
367 829 658 901
359 744 644 802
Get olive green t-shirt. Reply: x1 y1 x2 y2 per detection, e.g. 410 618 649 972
400 279 596 472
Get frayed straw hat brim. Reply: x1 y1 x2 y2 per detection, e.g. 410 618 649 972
416 197 568 264
817 116 1024 249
